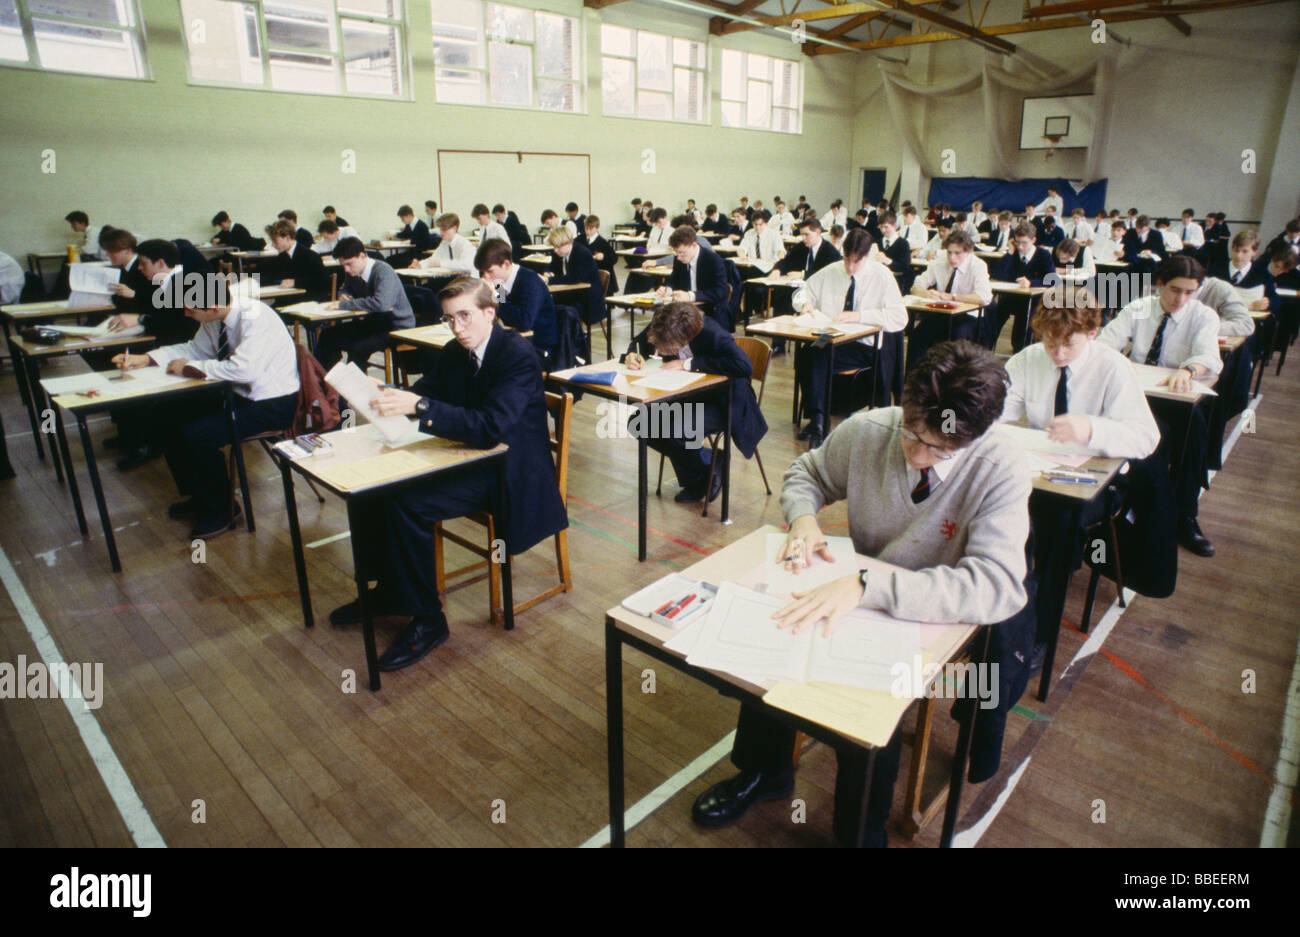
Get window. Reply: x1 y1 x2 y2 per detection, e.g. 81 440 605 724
178 0 406 98
0 0 149 78
720 49 801 134
432 0 582 114
601 23 705 124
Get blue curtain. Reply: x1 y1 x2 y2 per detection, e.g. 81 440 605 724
927 178 1109 216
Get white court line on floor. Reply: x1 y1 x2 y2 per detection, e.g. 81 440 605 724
5 415 109 440
306 531 351 549
0 542 165 847
579 731 735 848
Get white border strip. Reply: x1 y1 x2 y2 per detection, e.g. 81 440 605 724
579 731 735 848
0 543 165 848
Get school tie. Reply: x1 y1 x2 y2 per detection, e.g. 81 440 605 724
1182 224 1189 241
471 351 481 373
1231 269 1243 284
1144 312 1171 366
755 237 762 262
883 237 891 250
216 322 231 361
844 276 855 312
945 268 958 293
911 467 931 504
804 247 814 278
1054 366 1068 416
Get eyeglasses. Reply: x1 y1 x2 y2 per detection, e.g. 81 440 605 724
440 310 478 327
900 427 958 460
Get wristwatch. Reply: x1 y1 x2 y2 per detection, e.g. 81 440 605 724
414 397 430 417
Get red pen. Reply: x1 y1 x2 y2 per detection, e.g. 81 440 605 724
665 593 697 619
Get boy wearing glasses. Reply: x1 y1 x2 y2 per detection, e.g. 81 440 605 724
691 340 1031 847
329 277 567 671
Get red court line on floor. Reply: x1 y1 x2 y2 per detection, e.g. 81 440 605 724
567 495 711 556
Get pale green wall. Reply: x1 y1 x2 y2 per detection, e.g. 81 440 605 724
0 0 863 261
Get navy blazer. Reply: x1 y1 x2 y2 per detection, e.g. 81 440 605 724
1037 225 1064 250
172 239 212 277
670 245 730 316
1123 229 1168 264
627 317 768 458
701 216 727 235
139 272 200 345
411 323 567 554
549 240 605 324
996 246 1055 286
1210 259 1281 311
778 239 842 279
270 243 329 299
877 235 912 275
397 220 433 253
112 256 153 313
294 227 315 253
215 223 257 251
500 264 558 353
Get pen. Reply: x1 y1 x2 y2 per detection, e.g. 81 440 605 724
1043 474 1097 485
665 594 697 619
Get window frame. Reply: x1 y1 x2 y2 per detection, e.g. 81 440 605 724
599 22 709 127
431 0 584 116
0 0 152 80
178 0 410 100
720 48 803 135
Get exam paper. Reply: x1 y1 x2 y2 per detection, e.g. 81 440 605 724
631 369 706 391
804 606 922 692
997 422 1097 468
68 263 121 295
323 361 415 444
282 301 330 317
684 583 814 684
1134 366 1217 397
53 320 144 339
764 533 858 598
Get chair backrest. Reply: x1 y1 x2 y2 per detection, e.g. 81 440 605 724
598 268 611 296
546 391 575 500
734 336 771 407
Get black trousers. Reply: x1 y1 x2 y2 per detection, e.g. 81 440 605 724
795 340 884 421
315 317 394 371
637 400 725 492
906 312 980 372
158 392 296 521
1149 397 1210 520
354 467 496 618
732 702 903 845
993 295 1032 351
1028 491 1106 645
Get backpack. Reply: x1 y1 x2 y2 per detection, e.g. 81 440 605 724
292 343 341 436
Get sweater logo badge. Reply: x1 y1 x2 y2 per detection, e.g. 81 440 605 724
940 519 957 541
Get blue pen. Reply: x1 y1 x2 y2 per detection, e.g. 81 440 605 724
1044 474 1097 485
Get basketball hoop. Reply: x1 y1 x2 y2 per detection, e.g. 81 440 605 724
1043 135 1062 160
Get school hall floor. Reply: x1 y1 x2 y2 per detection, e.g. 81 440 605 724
1 304 1296 849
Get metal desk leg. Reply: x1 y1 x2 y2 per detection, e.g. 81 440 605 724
605 306 613 360
13 348 47 463
76 413 120 572
721 384 732 523
227 387 254 533
822 342 835 442
853 747 879 848
497 456 514 631
941 627 991 847
637 425 648 562
346 500 381 691
606 618 627 847
279 458 313 628
54 406 87 536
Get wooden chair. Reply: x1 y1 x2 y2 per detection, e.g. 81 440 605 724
654 336 772 517
433 391 574 626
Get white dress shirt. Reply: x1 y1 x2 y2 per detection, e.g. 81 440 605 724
1062 219 1094 245
563 220 578 239
1001 341 1159 458
773 211 797 236
80 225 106 260
958 221 979 239
920 233 946 260
914 254 993 314
986 225 1014 251
1160 229 1183 252
1098 295 1223 376
0 250 24 304
971 210 989 229
739 228 785 274
821 208 848 231
1033 195 1064 217
148 297 299 401
1179 220 1205 248
647 224 673 250
1055 245 1096 280
1092 235 1125 264
420 233 476 273
481 220 510 246
903 219 929 251
794 260 907 347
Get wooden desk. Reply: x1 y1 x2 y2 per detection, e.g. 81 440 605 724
746 315 883 438
546 361 732 560
26 251 70 279
255 285 307 305
198 244 233 258
270 425 512 691
44 371 250 573
521 255 552 270
230 248 278 275
603 525 985 847
277 301 366 354
742 274 803 322
395 266 460 282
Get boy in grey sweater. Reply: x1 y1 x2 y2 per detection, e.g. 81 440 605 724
692 340 1031 846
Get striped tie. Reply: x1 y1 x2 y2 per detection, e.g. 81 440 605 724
1144 312 1171 366
217 322 231 361
911 467 931 504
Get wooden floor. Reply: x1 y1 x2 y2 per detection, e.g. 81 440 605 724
1 297 1296 848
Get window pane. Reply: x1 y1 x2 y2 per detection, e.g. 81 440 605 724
746 78 770 128
637 88 670 121
488 39 531 106
637 31 668 92
720 100 742 128
538 78 577 113
182 0 262 84
601 55 633 115
1 0 29 61
265 0 334 52
773 107 797 134
536 12 576 80
774 60 797 107
269 49 338 92
338 0 398 17
673 37 702 68
720 48 743 100
343 19 399 95
673 66 702 122
485 2 530 41
32 17 142 76
28 0 130 26
600 22 630 57
746 52 769 80
435 36 482 69
435 67 485 104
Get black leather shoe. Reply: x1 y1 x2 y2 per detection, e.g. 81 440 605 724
808 426 824 449
168 498 198 519
115 443 159 471
1179 517 1215 557
692 769 795 829
674 485 704 503
377 615 450 671
707 472 723 502
328 589 389 625
797 420 819 441
189 502 242 540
